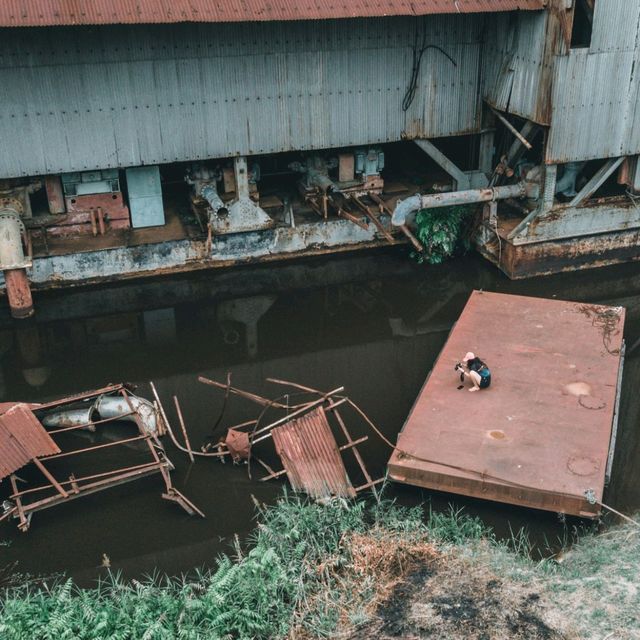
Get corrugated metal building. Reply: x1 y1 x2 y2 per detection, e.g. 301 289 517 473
547 0 640 163
1 0 640 297
0 1 544 178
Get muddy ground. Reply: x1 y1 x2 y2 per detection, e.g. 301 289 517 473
350 552 568 640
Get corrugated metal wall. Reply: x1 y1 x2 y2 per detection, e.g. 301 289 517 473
0 15 484 178
546 0 640 163
483 10 551 124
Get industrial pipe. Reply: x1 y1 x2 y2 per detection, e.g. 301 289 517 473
201 183 228 217
0 208 33 319
94 394 159 435
391 182 529 227
42 406 99 432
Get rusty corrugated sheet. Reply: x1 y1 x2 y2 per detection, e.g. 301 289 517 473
0 1 545 27
271 406 355 499
0 404 60 480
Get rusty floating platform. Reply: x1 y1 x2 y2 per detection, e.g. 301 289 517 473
388 291 625 518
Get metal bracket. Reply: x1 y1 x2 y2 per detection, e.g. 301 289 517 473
414 139 471 190
569 157 624 208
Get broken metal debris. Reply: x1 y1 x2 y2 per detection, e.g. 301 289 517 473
0 383 203 532
190 375 383 500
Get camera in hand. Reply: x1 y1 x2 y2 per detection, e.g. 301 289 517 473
454 362 462 371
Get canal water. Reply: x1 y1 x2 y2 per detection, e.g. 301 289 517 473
1 248 639 585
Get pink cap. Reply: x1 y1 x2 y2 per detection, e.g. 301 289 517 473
463 352 475 362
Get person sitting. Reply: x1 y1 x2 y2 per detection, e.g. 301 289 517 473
455 352 491 392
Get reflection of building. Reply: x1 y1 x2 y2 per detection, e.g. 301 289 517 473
0 1 638 314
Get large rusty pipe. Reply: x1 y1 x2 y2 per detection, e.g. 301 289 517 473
0 210 33 318
391 182 528 227
201 183 228 217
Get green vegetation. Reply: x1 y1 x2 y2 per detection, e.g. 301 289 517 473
411 205 473 264
0 495 431 640
0 494 638 639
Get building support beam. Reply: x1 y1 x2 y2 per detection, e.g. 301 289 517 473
569 157 624 207
414 139 471 190
506 121 538 166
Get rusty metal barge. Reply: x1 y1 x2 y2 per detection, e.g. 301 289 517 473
388 291 626 518
1 1 640 318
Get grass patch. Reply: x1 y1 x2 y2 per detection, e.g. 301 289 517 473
1 494 638 639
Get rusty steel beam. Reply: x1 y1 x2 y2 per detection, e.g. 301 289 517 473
11 463 169 520
45 434 149 460
250 388 345 442
32 458 68 498
414 139 471 190
490 107 533 150
4 269 34 319
568 157 625 208
11 461 165 499
173 396 194 463
44 176 65 214
34 384 126 411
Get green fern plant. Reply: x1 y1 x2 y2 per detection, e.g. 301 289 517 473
411 205 473 264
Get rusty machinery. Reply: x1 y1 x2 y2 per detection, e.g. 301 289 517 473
289 148 385 220
0 383 204 532
185 157 273 235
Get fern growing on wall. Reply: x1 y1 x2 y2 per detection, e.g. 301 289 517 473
411 205 473 264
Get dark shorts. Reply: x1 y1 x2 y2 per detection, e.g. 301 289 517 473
479 370 491 389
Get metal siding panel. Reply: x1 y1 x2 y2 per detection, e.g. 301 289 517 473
483 10 549 122
0 1 546 27
590 0 640 54
624 43 640 156
0 17 486 177
547 50 635 164
271 407 354 499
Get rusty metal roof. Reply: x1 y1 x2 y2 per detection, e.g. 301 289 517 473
271 406 356 499
0 404 60 481
0 1 545 27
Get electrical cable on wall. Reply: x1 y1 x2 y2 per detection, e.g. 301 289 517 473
402 29 457 112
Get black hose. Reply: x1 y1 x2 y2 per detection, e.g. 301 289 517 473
402 29 457 112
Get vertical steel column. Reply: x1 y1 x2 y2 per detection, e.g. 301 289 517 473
233 157 250 200
541 164 557 212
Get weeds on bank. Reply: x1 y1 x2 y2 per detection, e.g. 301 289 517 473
0 495 638 640
0 494 437 640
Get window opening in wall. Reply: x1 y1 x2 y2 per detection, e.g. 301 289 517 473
571 0 595 49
